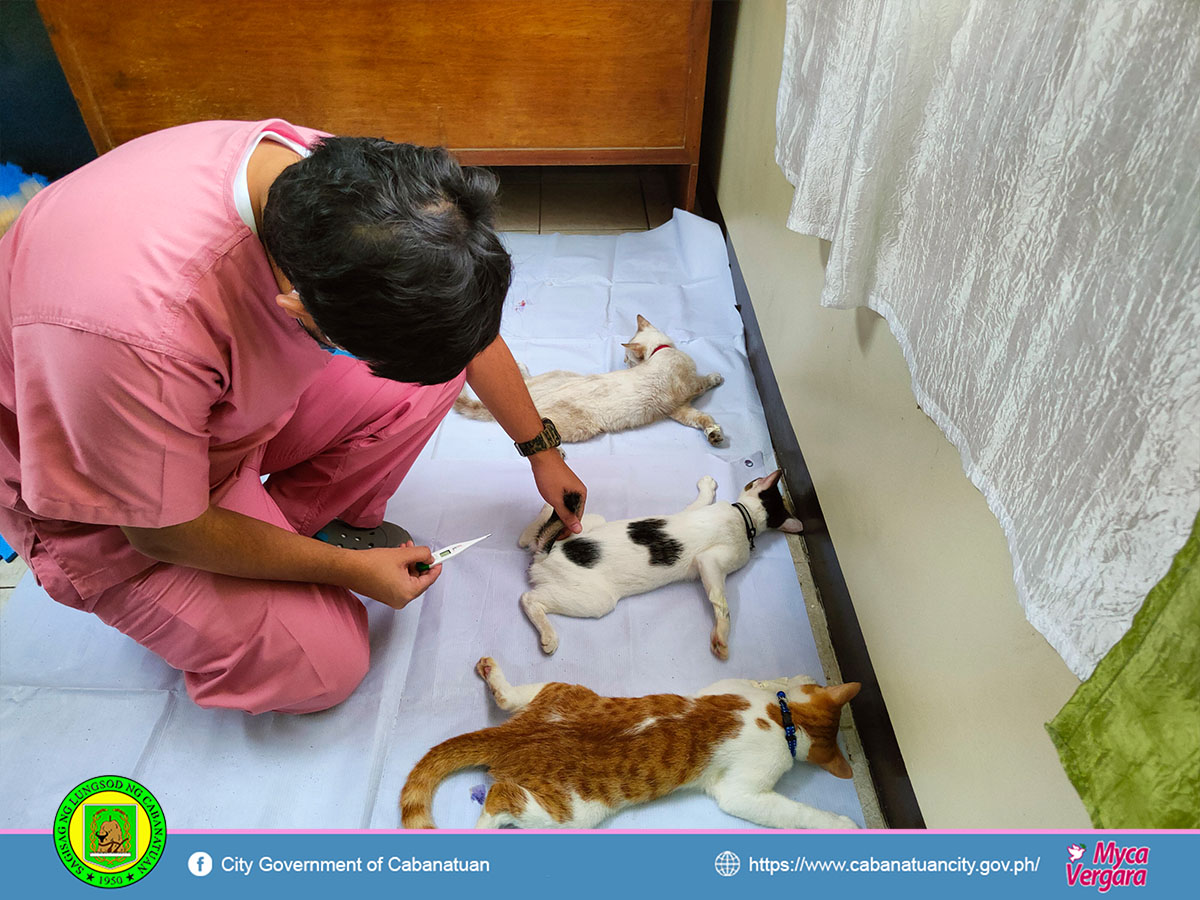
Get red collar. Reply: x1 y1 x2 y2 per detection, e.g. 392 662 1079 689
650 344 673 357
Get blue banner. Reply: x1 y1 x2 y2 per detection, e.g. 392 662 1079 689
2 831 1195 898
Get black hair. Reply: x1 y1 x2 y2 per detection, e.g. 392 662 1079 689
261 137 511 384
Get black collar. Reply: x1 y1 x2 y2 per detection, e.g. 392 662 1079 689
733 502 756 550
776 691 798 758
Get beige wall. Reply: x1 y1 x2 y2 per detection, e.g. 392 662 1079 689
704 0 1089 828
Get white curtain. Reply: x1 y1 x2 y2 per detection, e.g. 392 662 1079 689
776 0 1200 678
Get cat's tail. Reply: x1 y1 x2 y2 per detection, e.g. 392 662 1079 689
517 492 583 555
452 389 496 421
400 731 493 829
518 503 564 553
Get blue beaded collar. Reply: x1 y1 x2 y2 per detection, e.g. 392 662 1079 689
777 691 798 758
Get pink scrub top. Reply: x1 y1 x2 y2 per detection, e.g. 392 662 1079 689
0 119 333 606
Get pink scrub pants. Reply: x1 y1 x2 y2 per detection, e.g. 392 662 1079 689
88 355 465 715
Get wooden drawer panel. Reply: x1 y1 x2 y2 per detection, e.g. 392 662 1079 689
38 0 710 167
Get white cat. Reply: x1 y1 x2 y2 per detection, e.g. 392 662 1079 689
517 471 803 659
454 315 726 445
400 656 861 830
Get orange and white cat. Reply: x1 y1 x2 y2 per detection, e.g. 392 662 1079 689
400 657 861 830
453 315 726 445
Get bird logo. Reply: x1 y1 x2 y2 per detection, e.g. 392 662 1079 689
1068 843 1087 862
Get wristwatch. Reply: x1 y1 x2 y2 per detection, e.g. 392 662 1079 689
514 418 562 457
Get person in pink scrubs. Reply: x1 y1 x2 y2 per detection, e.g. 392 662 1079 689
0 119 586 714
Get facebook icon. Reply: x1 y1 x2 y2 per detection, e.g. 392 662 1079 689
188 851 213 877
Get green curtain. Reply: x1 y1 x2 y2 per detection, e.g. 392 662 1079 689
1047 507 1200 828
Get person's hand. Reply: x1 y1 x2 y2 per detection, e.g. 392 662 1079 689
346 541 441 610
529 450 588 538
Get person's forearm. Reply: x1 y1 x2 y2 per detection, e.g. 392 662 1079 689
121 505 363 589
464 334 587 533
464 335 546 444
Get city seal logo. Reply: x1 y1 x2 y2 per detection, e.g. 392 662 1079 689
85 803 135 868
54 776 166 888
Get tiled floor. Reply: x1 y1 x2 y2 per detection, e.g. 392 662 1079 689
492 166 674 234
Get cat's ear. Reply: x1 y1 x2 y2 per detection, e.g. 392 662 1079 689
818 683 859 779
819 750 854 779
824 682 861 706
636 314 651 330
777 517 803 534
759 469 782 490
623 342 646 361
801 682 860 779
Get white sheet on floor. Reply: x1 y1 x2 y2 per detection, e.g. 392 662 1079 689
0 211 865 829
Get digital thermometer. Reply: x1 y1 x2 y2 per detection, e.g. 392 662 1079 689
415 533 492 573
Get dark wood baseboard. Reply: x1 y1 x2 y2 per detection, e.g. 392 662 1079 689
696 178 926 829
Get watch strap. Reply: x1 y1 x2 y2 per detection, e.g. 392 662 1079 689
515 418 562 457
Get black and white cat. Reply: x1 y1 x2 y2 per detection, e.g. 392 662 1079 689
454 315 726 445
517 471 803 659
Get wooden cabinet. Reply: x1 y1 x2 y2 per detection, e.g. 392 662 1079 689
38 0 711 208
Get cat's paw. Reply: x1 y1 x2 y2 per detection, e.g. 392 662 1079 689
540 633 559 655
477 657 511 706
710 632 729 661
697 475 718 493
708 373 725 386
705 424 724 445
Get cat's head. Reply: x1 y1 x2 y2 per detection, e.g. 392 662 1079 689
621 314 674 367
736 469 803 533
782 680 860 778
